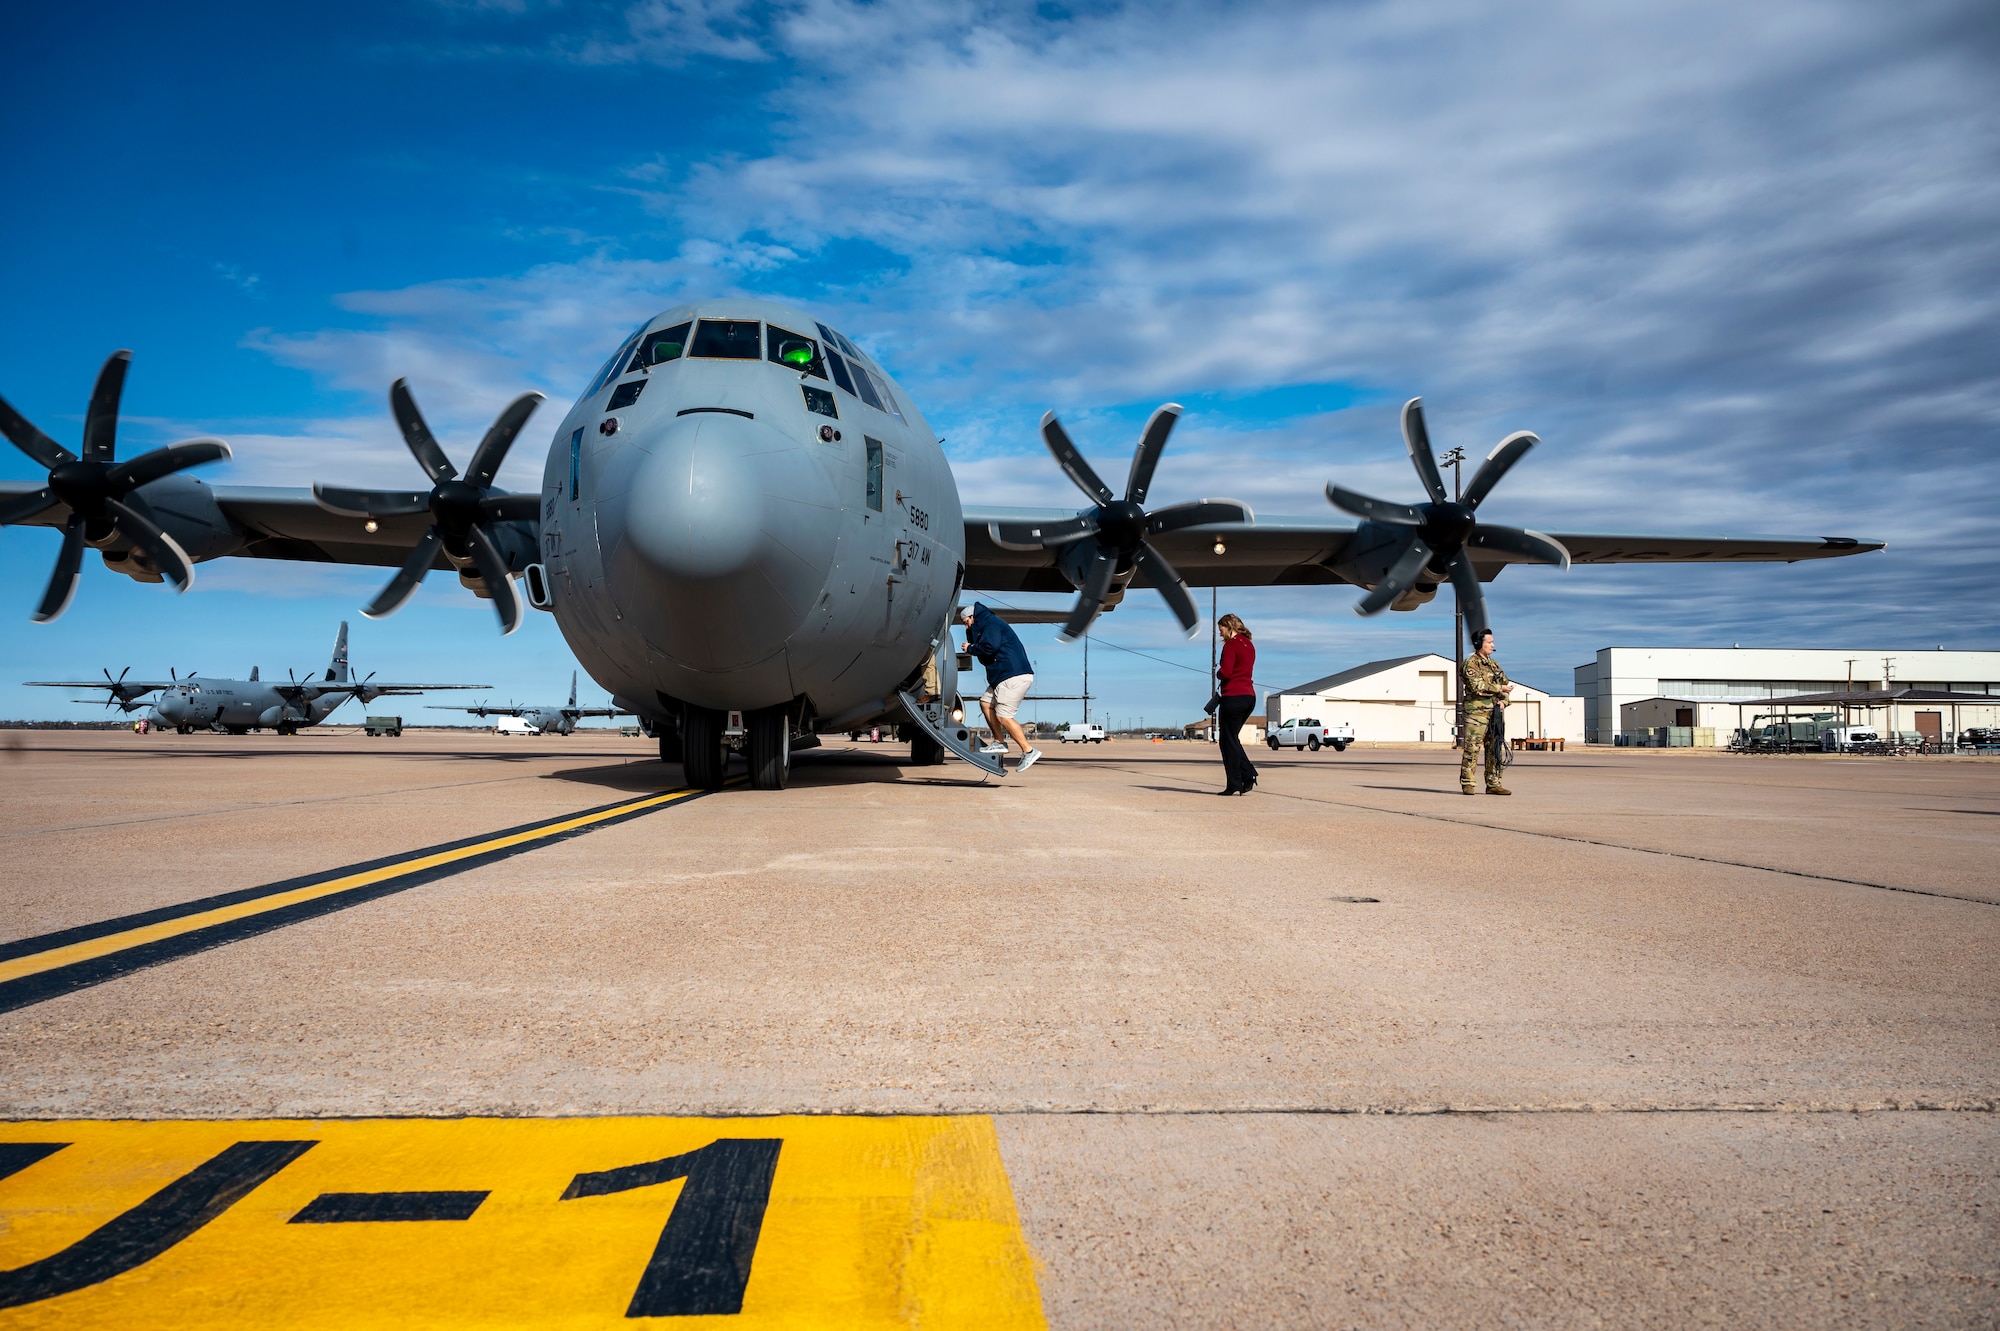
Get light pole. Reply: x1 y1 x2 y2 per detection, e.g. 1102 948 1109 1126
1440 445 1467 745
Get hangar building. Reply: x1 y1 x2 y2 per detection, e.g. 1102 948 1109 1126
1574 647 2000 745
1267 654 1585 744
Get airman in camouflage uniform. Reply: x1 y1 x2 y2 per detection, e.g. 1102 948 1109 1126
1460 628 1511 795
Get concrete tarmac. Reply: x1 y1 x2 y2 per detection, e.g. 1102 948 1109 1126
2 730 1995 1327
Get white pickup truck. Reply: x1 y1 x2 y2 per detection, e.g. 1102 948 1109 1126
1058 723 1107 743
1267 717 1354 752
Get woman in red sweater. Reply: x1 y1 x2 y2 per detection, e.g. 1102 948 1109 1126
1215 613 1259 795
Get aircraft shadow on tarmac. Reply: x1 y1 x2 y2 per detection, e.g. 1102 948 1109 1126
545 748 993 792
1361 784 1471 797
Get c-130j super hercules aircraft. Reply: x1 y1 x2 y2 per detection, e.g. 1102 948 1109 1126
1 297 1883 788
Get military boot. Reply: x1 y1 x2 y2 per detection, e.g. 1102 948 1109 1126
1461 783 1476 795
1485 783 1511 795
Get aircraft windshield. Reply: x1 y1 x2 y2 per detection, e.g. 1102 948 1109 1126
766 325 828 380
690 319 763 359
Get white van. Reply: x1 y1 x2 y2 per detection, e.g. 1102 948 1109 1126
1059 723 1107 743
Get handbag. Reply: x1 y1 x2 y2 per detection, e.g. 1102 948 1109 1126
1204 693 1221 716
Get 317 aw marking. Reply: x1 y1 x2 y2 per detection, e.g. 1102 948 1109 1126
0 1116 1046 1328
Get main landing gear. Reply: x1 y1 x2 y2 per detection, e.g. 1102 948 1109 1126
674 705 793 791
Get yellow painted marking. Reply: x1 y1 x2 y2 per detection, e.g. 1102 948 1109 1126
0 789 706 987
0 1116 1046 1329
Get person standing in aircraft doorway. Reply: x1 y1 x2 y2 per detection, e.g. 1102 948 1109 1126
1214 613 1259 795
959 603 1041 773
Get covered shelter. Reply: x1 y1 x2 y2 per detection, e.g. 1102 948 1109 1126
1738 687 2000 745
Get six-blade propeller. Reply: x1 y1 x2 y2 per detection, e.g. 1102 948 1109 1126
0 351 231 622
989 404 1251 641
1324 397 1568 637
312 379 544 635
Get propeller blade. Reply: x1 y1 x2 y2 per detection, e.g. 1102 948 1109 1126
1133 539 1200 636
1145 498 1253 535
105 439 232 492
364 526 443 619
1058 547 1119 642
465 522 523 635
1467 524 1570 569
33 513 87 623
1124 403 1182 507
1446 550 1489 639
389 379 457 484
0 486 60 526
1401 398 1449 504
105 497 195 592
988 513 1099 550
1461 431 1538 510
1355 535 1434 617
313 485 433 518
0 394 74 469
82 351 132 463
1325 483 1422 526
478 492 542 523
464 392 545 489
1039 413 1114 506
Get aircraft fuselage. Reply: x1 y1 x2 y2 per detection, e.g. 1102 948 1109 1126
537 300 963 733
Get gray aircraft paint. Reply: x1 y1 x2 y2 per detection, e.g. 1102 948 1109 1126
537 299 963 732
30 621 485 734
436 670 625 735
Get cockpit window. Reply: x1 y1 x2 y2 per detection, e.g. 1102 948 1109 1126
586 324 648 397
629 321 692 372
690 319 763 359
847 360 886 411
866 368 907 424
825 350 858 397
765 325 828 380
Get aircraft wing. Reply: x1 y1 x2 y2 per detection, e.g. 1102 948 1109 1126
0 482 537 570
426 702 526 715
25 679 173 697
564 707 629 719
343 683 489 696
961 507 1883 591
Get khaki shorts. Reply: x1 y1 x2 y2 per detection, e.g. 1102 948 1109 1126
980 673 1034 721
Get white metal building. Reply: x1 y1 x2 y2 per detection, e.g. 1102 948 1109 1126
1267 654 1585 744
1575 647 2000 744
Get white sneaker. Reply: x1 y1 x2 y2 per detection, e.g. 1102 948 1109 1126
980 743 1008 755
1016 748 1042 773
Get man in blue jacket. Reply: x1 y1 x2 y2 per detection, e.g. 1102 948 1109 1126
958 603 1041 773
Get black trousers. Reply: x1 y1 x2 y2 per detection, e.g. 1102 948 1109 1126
1216 695 1259 789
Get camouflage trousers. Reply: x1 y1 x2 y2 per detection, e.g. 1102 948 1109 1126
1460 704 1504 787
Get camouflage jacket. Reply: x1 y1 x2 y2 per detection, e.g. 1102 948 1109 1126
1461 652 1511 707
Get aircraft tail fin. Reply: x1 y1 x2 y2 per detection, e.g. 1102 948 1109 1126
328 620 350 683
569 670 577 707
250 666 260 682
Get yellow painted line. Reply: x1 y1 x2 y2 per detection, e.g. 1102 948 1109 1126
0 788 706 988
0 1116 1047 1329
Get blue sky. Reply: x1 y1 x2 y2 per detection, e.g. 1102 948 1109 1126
3 0 1996 725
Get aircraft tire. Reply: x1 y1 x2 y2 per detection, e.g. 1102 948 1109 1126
748 707 791 791
657 725 684 766
682 706 727 790
910 732 945 766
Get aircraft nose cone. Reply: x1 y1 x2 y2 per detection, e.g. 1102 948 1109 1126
607 413 839 673
624 429 765 580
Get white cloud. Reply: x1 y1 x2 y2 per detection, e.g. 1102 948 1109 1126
224 0 1997 699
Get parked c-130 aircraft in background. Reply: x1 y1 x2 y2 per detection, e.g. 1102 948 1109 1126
432 670 628 736
26 622 485 734
1 297 1883 787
